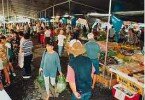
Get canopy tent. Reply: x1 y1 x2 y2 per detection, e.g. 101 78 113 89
0 0 144 22
0 0 144 67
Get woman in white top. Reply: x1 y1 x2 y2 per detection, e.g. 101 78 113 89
19 32 25 53
57 30 66 57
18 32 25 68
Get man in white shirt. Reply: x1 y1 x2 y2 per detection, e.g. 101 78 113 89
57 30 66 57
44 26 51 44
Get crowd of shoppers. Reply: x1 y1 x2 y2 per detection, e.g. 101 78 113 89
0 21 144 100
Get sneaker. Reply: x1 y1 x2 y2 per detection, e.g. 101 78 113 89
22 76 31 79
12 73 16 77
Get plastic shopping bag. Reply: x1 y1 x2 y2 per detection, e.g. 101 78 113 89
18 53 24 68
37 72 45 89
0 89 11 100
56 75 66 93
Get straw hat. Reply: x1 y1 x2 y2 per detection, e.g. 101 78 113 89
69 41 86 56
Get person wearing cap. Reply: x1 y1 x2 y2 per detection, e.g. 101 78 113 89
66 41 95 100
39 42 62 100
84 33 101 89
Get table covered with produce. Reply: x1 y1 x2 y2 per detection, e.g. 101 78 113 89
95 41 144 99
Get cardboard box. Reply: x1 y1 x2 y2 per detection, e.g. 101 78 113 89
95 74 117 87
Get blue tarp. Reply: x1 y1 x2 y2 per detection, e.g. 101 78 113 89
111 16 123 42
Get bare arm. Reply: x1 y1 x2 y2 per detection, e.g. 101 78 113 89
69 82 77 93
66 66 81 99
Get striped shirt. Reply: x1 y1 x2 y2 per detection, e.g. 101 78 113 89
22 39 33 56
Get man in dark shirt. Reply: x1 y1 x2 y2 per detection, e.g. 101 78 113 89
66 41 94 100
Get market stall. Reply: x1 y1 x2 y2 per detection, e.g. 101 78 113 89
94 41 144 99
109 53 144 99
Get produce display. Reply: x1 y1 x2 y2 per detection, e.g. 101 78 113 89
99 50 118 65
97 41 118 51
112 44 141 56
97 31 106 41
100 57 118 65
117 62 144 75
98 41 144 97
131 54 144 63
120 48 134 56
133 73 144 83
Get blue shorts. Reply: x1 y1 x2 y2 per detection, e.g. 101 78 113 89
91 59 100 74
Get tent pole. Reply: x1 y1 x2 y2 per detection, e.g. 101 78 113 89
104 0 112 74
7 0 9 21
2 0 6 34
45 10 47 25
69 0 71 15
40 12 42 23
9 4 11 18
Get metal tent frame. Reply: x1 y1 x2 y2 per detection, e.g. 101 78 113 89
1 0 112 66
38 0 112 66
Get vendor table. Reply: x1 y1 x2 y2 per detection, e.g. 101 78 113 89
109 66 144 100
